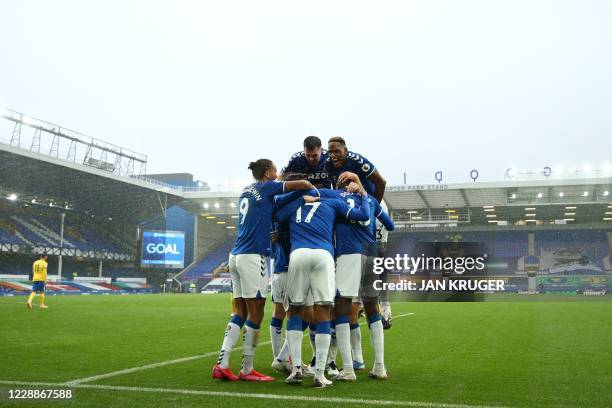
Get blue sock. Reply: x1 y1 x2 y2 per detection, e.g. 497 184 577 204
349 322 359 330
287 315 303 331
270 317 283 329
301 321 309 331
316 320 331 334
230 315 245 328
245 319 260 330
367 314 381 327
336 315 350 325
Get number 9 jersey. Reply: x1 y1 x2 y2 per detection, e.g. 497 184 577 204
231 180 286 256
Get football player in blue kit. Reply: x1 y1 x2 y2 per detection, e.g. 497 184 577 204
327 136 394 330
275 183 370 388
281 136 332 187
269 173 316 374
332 172 395 381
326 136 386 203
212 159 314 382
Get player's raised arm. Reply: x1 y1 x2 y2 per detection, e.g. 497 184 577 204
368 169 386 203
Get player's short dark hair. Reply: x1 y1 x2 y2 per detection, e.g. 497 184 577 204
283 172 306 181
328 136 346 146
40 253 47 258
303 136 322 150
248 159 274 180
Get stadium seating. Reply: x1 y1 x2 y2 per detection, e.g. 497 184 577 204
0 279 152 295
534 230 608 265
0 211 130 256
181 237 234 280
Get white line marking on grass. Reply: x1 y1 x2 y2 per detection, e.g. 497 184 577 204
64 312 415 385
63 340 271 385
0 380 508 408
363 312 415 324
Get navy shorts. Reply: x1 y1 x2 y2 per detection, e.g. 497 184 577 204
32 281 46 293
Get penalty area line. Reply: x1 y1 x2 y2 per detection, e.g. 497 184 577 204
0 380 508 408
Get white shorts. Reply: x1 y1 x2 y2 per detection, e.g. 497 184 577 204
286 248 335 305
335 253 367 298
271 273 287 304
228 253 269 299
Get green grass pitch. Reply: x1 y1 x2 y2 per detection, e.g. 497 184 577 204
1 293 610 407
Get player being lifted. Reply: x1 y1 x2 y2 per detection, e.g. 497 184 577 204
212 159 314 382
276 181 370 388
27 254 48 309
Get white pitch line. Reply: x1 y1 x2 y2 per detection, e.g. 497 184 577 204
64 312 415 386
0 380 508 408
64 340 271 386
359 312 415 326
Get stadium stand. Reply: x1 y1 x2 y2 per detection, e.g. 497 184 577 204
0 278 151 295
180 237 234 280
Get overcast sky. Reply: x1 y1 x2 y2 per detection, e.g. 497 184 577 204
1 0 611 187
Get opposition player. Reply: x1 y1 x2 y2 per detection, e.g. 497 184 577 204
276 184 370 388
326 136 387 202
212 159 314 382
27 254 48 309
281 136 331 187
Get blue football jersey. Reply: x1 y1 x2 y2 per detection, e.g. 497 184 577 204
276 195 370 256
325 151 377 195
282 150 332 187
271 221 291 273
232 180 286 255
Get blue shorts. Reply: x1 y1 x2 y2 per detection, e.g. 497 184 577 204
32 281 46 293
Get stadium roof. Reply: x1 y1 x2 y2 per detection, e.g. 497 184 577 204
179 177 612 226
0 142 183 222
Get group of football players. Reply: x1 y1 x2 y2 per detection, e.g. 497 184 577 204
212 136 394 388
